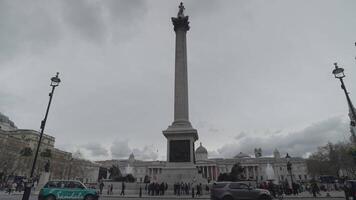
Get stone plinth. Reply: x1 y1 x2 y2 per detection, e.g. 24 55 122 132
163 127 198 164
157 163 206 184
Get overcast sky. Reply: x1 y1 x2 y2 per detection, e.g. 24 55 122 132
1 0 355 161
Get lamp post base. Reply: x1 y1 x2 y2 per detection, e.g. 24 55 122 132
22 185 32 200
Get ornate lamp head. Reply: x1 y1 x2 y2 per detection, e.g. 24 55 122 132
50 72 61 87
332 63 345 79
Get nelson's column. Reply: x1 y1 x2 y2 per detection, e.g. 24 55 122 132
159 3 204 183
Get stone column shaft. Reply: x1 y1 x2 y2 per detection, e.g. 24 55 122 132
171 16 191 128
174 29 189 122
246 167 249 179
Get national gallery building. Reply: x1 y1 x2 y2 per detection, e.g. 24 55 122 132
97 143 309 184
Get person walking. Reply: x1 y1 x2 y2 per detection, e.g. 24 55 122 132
343 183 351 200
7 183 12 194
107 184 110 195
99 181 104 195
120 181 125 196
110 184 113 195
311 181 319 198
191 185 195 198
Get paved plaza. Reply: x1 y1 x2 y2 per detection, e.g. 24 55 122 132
0 191 347 200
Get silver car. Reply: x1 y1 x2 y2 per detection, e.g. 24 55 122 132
210 182 272 200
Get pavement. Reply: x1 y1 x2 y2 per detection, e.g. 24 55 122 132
0 191 347 200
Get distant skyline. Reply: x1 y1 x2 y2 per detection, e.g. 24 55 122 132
0 0 355 161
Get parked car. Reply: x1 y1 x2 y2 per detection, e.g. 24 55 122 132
210 182 272 200
345 180 356 200
38 180 99 200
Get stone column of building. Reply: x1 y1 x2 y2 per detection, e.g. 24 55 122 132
252 166 256 180
204 166 207 178
206 166 209 179
255 166 259 183
246 166 250 179
212 166 216 180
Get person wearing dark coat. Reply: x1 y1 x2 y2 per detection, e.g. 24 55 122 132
99 181 104 195
120 181 125 196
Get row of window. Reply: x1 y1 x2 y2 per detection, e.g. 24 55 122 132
45 181 85 189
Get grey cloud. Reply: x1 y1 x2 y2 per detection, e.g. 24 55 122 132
234 131 247 140
82 143 109 157
217 116 349 158
208 150 220 158
110 140 131 159
61 0 106 42
208 127 219 133
132 145 159 161
185 0 221 18
0 1 60 63
0 0 148 64
110 140 158 161
60 0 147 43
105 0 147 21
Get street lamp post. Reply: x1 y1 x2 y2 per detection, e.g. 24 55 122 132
22 73 61 200
286 153 294 191
332 63 356 144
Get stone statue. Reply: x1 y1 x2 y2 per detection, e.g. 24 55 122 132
254 148 262 158
44 160 50 172
177 2 185 18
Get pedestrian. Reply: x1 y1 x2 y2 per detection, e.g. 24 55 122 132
196 183 200 196
110 184 113 195
99 181 104 195
139 185 142 198
7 183 12 194
160 182 165 195
192 185 195 198
12 182 17 193
344 183 351 200
311 181 319 198
120 181 125 196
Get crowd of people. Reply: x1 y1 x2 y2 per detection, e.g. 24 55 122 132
0 182 22 194
96 180 210 198
258 179 353 199
0 176 41 195
258 181 303 197
145 182 168 195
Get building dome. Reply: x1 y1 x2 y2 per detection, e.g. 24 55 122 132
196 142 208 154
234 152 250 159
195 142 208 161
128 153 135 163
273 148 280 159
0 112 17 131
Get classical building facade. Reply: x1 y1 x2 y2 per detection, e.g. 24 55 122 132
0 112 100 183
97 143 309 184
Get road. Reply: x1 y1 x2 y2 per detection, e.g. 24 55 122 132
0 191 346 200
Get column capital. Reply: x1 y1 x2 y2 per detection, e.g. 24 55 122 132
172 16 190 32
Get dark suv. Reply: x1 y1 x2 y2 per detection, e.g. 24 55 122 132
211 182 271 200
345 180 356 200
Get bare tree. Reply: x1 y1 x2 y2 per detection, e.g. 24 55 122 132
307 142 356 178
